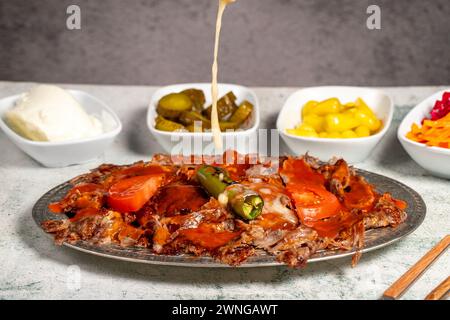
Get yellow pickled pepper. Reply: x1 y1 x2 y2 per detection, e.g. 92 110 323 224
355 125 371 137
354 98 381 132
324 113 360 132
287 123 318 137
289 96 381 139
341 130 358 138
312 98 341 116
301 100 319 117
302 113 324 132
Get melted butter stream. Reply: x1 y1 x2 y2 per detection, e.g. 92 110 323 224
211 0 236 151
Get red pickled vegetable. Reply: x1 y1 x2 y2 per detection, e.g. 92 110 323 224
443 92 450 103
427 92 450 121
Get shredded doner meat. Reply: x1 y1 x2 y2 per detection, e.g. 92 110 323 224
42 152 407 268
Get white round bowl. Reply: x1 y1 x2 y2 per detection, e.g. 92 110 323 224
147 83 260 155
276 86 393 163
397 89 450 179
0 90 122 167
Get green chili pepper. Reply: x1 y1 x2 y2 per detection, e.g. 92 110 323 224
196 165 264 220
226 184 264 220
196 165 233 198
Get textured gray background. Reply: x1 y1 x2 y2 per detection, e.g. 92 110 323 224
0 0 449 86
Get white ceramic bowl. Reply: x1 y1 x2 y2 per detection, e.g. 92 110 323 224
398 89 450 179
147 83 260 155
277 86 393 163
0 89 122 167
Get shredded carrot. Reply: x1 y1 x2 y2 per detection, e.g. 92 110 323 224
406 113 450 149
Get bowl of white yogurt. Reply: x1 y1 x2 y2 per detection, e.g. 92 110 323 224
0 85 122 167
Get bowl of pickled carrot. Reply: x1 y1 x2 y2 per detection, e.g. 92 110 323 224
398 89 450 179
277 86 393 163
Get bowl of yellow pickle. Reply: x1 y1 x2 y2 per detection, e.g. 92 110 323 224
277 86 393 163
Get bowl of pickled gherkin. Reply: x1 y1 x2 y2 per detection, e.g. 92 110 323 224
147 83 259 154
277 86 393 163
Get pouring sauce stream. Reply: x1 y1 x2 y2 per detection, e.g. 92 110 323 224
211 0 236 151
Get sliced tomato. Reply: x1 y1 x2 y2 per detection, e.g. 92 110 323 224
281 158 325 185
107 174 165 213
287 184 341 222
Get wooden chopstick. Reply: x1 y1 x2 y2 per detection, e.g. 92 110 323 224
424 276 450 300
383 235 450 300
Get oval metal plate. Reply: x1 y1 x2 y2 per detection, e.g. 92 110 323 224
33 169 426 267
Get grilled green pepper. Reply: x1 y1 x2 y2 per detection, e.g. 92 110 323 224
203 91 237 121
196 165 264 220
196 166 233 197
226 185 264 220
181 89 205 113
155 115 186 132
157 93 192 119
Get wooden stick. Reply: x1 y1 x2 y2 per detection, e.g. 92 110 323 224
424 276 450 300
383 235 450 300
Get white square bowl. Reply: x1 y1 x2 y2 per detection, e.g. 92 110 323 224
0 90 122 167
147 83 260 155
276 86 393 163
397 89 450 179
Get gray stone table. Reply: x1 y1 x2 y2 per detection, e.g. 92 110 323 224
0 81 448 299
